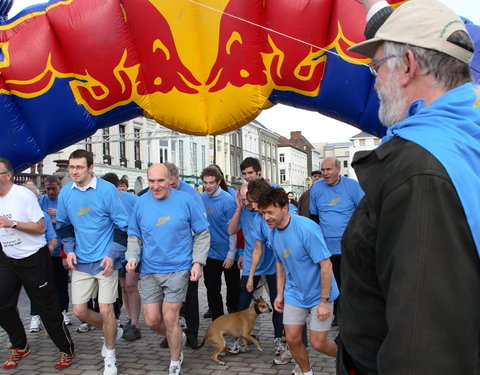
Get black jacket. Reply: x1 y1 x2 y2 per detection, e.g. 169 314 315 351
339 137 480 375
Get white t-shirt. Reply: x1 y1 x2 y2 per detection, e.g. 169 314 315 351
0 184 46 259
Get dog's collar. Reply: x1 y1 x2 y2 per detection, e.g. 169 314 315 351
254 302 262 315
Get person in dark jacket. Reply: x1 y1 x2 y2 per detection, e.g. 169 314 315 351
338 1 480 374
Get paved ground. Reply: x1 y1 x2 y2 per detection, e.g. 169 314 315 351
0 281 337 375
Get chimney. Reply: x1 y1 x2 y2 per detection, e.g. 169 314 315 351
290 131 302 140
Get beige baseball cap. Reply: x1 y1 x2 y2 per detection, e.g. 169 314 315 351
348 0 473 64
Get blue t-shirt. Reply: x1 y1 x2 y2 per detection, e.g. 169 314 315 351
227 186 237 198
288 203 298 215
119 191 138 215
252 213 276 275
239 207 276 276
56 179 129 265
39 194 62 256
179 180 206 215
271 214 339 308
128 189 209 274
201 189 236 261
43 211 57 243
309 177 364 255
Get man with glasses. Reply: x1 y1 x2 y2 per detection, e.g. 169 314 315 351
338 1 480 374
0 158 75 370
56 150 129 375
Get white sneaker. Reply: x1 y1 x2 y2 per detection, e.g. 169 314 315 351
76 322 95 333
102 327 123 357
273 337 286 355
274 348 294 365
29 315 42 333
226 337 248 354
181 332 187 348
179 316 187 330
169 364 182 375
62 311 72 326
103 356 117 375
291 364 302 375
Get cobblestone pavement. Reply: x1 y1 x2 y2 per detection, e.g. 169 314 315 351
0 281 337 375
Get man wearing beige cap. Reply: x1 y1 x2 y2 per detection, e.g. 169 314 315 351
338 1 480 374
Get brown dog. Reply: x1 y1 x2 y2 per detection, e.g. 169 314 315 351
204 296 273 365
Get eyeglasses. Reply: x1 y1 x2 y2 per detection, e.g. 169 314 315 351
368 55 399 76
67 165 87 171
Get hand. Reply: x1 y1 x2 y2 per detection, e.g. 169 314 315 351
190 263 203 282
274 296 284 313
235 191 243 209
126 259 137 273
223 258 234 269
362 0 382 11
237 255 243 270
62 258 69 270
47 208 57 217
317 302 331 321
100 256 114 276
0 217 13 228
246 277 254 292
66 252 77 270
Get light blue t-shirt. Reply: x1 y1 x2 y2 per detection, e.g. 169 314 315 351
56 178 129 266
251 213 276 276
128 189 209 274
271 214 339 308
39 194 62 256
119 191 138 215
43 211 57 243
288 203 298 215
179 180 206 215
239 207 276 276
309 177 364 255
201 189 236 261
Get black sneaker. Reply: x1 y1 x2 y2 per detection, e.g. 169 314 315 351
123 325 141 341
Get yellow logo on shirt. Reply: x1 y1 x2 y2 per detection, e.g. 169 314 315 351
76 208 90 216
282 248 291 259
155 216 171 226
207 208 214 214
473 87 480 108
328 198 340 206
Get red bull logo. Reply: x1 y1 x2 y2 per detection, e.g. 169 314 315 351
0 0 407 135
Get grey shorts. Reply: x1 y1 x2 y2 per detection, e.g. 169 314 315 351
283 303 334 332
139 270 190 304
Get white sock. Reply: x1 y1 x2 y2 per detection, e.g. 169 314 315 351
170 360 181 368
105 348 116 358
302 370 314 375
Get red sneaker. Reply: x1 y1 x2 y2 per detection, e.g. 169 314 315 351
55 352 75 369
2 345 31 370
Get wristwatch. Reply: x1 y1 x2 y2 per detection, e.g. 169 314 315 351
11 220 17 229
319 297 330 303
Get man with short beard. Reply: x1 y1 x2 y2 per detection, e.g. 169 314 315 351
338 1 480 374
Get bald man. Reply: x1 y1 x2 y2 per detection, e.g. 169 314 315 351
309 157 364 322
125 163 210 375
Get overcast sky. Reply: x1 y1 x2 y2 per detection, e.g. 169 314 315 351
8 0 479 143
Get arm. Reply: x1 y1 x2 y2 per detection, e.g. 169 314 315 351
0 217 45 235
363 0 393 39
375 174 480 374
223 233 237 269
125 235 142 272
191 228 210 281
47 237 59 255
317 258 333 321
227 192 243 235
274 261 286 313
247 240 263 292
